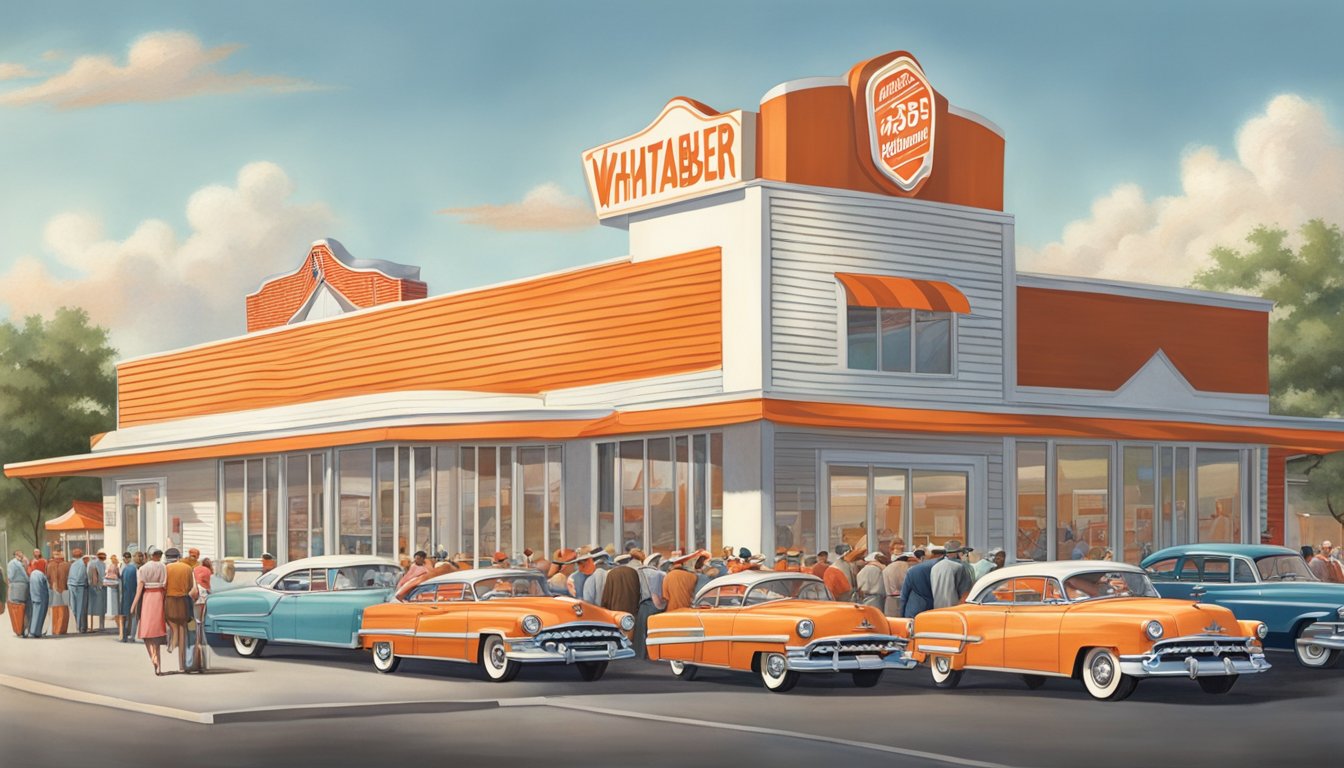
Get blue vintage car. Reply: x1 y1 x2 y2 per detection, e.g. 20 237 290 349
204 555 403 658
1140 544 1344 668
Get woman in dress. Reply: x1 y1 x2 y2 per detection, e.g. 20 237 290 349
130 547 168 675
104 554 122 638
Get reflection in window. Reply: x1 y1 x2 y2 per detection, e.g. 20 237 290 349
1197 449 1242 543
1016 442 1047 561
1122 446 1157 563
845 305 954 375
595 432 723 557
912 470 967 548
1056 445 1110 561
338 449 373 555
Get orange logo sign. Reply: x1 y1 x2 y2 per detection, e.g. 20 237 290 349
865 56 935 191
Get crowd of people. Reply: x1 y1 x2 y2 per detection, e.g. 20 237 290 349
5 545 216 676
1302 540 1344 582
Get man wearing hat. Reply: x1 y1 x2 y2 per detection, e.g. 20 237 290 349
89 549 109 631
900 545 944 618
67 547 89 633
821 554 852 602
491 551 511 568
260 553 277 574
548 548 576 595
855 552 888 608
973 547 1006 580
662 550 702 611
7 550 30 637
931 540 975 609
582 549 614 604
47 549 70 636
568 547 600 601
882 551 915 616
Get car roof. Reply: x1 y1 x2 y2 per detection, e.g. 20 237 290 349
275 555 399 579
967 561 1145 602
694 570 822 602
1140 544 1298 564
422 567 539 586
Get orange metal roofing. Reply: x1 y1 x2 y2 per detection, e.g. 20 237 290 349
115 248 723 428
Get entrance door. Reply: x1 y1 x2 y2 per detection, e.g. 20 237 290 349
119 482 164 555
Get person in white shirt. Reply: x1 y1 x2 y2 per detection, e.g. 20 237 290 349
855 552 887 608
973 547 1006 581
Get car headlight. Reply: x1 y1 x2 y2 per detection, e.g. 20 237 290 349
522 615 541 635
1144 620 1164 640
619 614 635 632
1337 606 1344 621
797 619 815 639
1256 622 1269 640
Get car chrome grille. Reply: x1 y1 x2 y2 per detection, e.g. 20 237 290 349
1151 637 1254 658
806 639 904 656
535 625 624 646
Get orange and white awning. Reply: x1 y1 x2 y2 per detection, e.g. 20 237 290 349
46 500 104 532
836 273 970 314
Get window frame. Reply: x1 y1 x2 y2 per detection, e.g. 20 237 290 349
837 283 959 378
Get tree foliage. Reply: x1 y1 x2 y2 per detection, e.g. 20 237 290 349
1194 219 1344 522
0 308 117 548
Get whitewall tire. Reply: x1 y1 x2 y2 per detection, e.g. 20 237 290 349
233 634 265 658
669 659 698 681
1296 626 1342 669
481 635 521 682
759 652 799 693
1081 647 1137 701
930 655 963 689
372 641 400 674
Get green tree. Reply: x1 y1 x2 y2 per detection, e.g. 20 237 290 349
1194 219 1344 521
0 308 117 549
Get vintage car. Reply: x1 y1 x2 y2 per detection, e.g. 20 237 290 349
358 568 637 682
204 555 402 658
910 562 1269 700
645 570 916 693
1141 543 1344 668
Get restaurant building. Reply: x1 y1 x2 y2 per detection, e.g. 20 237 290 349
9 51 1344 569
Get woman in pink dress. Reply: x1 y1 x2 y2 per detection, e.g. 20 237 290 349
130 547 168 675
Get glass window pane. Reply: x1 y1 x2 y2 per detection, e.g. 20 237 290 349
596 442 615 551
619 440 645 552
675 437 690 552
499 447 513 557
914 310 951 374
1056 445 1110 560
847 306 878 370
1174 447 1191 545
710 433 724 555
649 438 676 558
1158 447 1173 552
1197 449 1242 543
1122 447 1157 564
286 454 309 562
397 447 411 560
223 462 244 558
829 466 868 551
912 471 967 549
873 469 906 556
1016 442 1047 561
547 446 563 552
311 454 325 557
338 449 372 555
459 447 476 559
435 447 454 558
265 458 279 560
692 435 707 551
521 447 546 557
879 309 912 372
246 458 263 558
478 447 497 559
376 447 395 557
414 447 432 556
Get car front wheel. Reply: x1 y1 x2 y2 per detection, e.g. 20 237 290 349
233 634 265 658
929 655 963 689
669 659 698 681
759 652 799 693
1080 647 1137 701
480 635 521 682
372 641 400 674
1296 626 1342 669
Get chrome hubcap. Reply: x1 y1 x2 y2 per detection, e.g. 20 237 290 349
1091 656 1114 686
376 644 391 660
1304 643 1324 660
670 661 684 674
766 655 786 677
935 657 950 674
491 644 506 667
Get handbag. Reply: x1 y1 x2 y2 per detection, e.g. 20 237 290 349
165 594 190 624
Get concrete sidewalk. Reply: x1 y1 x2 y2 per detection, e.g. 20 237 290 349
0 625 670 722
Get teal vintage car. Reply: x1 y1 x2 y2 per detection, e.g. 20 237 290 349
1141 544 1344 668
204 555 403 658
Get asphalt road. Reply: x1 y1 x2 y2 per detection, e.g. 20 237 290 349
2 642 1339 768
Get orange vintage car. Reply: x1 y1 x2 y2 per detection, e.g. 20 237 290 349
646 570 916 692
910 562 1270 701
359 568 636 682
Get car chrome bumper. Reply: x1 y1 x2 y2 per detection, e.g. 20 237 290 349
784 634 917 672
1296 621 1344 652
504 638 637 664
1119 634 1271 678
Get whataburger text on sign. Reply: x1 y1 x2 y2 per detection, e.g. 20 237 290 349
862 54 936 192
582 97 756 219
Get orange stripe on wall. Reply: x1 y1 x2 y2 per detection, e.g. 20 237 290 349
116 249 723 428
1017 287 1269 395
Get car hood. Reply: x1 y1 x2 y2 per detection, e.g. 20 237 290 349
1066 597 1244 637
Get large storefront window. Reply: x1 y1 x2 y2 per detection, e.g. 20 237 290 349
285 453 326 561
825 463 968 555
336 446 435 558
595 432 722 558
1012 442 1250 564
223 457 282 559
458 444 562 562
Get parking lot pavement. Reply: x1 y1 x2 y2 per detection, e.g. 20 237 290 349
2 627 1338 766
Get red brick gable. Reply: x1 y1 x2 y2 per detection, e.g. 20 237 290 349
246 240 428 332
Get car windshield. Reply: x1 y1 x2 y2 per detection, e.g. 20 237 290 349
743 577 832 605
329 564 401 591
1256 554 1316 582
473 574 551 600
1062 571 1159 602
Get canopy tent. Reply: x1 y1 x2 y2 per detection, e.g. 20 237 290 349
46 500 104 556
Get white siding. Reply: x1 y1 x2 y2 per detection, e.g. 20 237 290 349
766 186 1010 404
773 429 1006 550
543 369 724 408
168 461 218 560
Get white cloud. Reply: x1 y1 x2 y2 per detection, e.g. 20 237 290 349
439 183 596 231
1020 94 1344 285
0 162 334 357
0 62 39 80
0 30 321 110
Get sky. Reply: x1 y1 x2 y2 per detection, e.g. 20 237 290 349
3 0 1344 358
